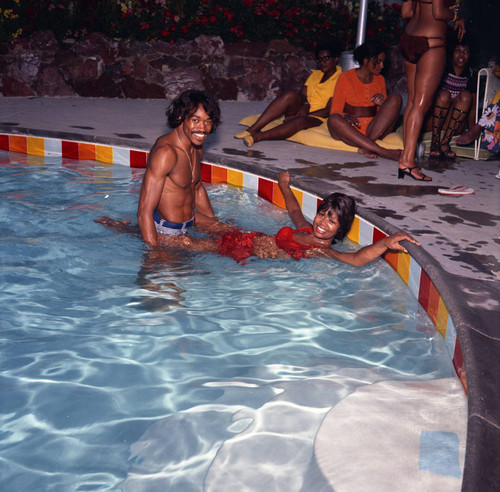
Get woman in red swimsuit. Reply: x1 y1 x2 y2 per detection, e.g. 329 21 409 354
97 172 418 265
398 0 465 180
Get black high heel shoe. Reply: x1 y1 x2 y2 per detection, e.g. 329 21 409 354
398 166 432 181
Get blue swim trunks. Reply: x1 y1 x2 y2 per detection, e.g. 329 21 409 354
153 209 194 236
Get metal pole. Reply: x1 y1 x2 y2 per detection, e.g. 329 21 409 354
356 0 369 47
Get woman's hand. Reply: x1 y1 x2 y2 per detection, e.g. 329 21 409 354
371 93 385 106
453 16 465 42
343 114 361 129
382 231 420 253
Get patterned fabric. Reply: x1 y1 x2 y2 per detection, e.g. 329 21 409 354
479 88 500 153
441 69 475 100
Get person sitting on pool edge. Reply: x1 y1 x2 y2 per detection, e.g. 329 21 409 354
327 39 402 161
97 171 418 266
136 89 228 247
235 39 342 147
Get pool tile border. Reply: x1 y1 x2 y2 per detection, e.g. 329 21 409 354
0 133 466 392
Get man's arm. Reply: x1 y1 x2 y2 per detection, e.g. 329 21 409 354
278 172 312 229
137 144 175 246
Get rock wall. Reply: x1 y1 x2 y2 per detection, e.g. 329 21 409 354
0 30 406 101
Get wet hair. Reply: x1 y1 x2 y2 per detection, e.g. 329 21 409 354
166 90 221 132
315 39 341 59
353 40 385 66
317 193 356 243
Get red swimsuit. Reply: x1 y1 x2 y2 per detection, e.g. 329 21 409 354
275 227 314 260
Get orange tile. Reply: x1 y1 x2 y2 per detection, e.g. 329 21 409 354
10 135 27 154
79 143 96 160
212 165 228 183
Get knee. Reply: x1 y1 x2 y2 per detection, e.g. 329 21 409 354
435 90 451 106
280 90 301 104
455 90 472 107
327 114 342 134
386 94 402 111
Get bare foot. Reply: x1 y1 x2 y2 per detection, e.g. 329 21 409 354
358 148 378 159
456 124 482 146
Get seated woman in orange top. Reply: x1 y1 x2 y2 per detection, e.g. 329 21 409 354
327 40 402 160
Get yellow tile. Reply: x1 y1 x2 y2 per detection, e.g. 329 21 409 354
397 252 411 285
347 216 360 243
227 169 243 188
96 145 113 164
435 297 449 339
27 137 45 156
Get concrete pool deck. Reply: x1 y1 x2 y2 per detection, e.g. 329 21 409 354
1 96 499 490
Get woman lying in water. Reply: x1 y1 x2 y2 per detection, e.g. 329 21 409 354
96 171 418 265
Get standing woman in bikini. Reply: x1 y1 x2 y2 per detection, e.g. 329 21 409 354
398 0 465 180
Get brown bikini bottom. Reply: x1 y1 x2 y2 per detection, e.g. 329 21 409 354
343 103 377 118
399 32 445 64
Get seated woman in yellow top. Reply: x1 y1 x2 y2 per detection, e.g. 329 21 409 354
327 40 402 161
235 40 342 147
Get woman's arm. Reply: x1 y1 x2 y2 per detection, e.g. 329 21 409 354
401 0 415 19
278 172 312 228
309 231 420 266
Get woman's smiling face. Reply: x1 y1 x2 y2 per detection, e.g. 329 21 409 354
313 208 340 242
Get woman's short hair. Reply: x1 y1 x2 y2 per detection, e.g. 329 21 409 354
315 39 341 59
353 40 385 66
166 90 221 131
317 193 356 242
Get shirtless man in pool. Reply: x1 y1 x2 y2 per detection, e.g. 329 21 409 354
97 90 224 247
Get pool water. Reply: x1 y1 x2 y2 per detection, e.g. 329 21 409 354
0 151 465 491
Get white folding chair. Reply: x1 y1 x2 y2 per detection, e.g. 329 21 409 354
474 68 500 160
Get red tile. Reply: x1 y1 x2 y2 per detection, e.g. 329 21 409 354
0 135 9 151
201 162 212 183
418 269 431 312
62 141 79 159
373 227 387 243
130 150 147 168
258 177 273 202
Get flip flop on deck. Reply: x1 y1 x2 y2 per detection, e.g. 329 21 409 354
437 184 475 195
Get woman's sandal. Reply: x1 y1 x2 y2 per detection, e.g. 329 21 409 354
440 143 456 159
398 166 432 181
430 140 441 157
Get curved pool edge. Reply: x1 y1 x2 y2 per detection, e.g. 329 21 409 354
1 132 499 491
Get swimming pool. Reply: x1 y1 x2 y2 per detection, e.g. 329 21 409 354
0 150 466 491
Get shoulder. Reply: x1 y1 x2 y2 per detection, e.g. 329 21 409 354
306 70 322 84
147 135 179 170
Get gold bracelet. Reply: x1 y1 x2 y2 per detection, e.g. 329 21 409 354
451 10 458 22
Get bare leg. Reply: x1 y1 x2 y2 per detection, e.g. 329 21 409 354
456 123 482 145
327 114 402 161
430 89 451 157
439 90 472 157
366 94 402 140
400 46 446 178
248 115 322 146
244 91 303 135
